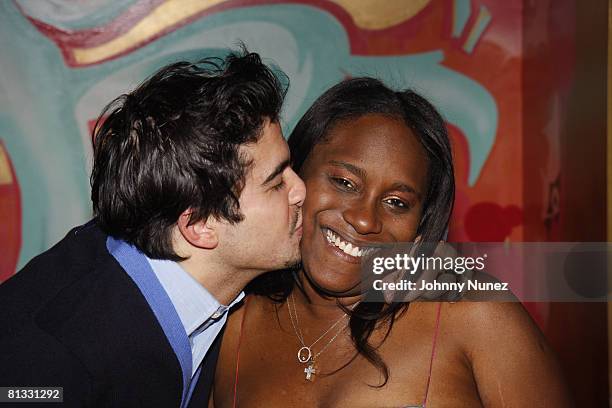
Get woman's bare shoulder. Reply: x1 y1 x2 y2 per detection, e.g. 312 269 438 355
445 300 539 342
445 300 571 403
440 301 572 405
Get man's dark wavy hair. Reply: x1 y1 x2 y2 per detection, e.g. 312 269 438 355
247 77 455 386
90 49 287 260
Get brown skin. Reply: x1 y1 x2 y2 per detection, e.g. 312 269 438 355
211 114 571 407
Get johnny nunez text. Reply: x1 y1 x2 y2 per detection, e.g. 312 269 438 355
373 279 509 292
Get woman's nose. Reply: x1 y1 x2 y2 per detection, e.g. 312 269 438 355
342 201 382 235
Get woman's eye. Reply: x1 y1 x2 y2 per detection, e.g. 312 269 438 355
331 177 355 191
384 197 409 209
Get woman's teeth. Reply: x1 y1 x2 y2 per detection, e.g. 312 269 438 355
325 229 373 258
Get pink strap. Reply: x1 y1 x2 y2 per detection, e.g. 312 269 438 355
422 303 442 407
232 297 249 408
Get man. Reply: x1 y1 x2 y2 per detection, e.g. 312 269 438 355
0 50 305 407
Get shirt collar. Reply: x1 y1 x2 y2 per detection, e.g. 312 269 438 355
146 257 244 336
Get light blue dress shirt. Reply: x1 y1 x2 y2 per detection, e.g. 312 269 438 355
146 257 244 376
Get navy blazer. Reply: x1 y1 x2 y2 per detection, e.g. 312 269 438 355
0 222 222 407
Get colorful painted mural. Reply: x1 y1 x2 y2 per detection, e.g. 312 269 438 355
5 1 611 405
0 0 572 282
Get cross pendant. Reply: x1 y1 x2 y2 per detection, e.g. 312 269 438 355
304 362 316 381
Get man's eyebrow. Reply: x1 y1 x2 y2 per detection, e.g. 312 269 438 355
262 158 291 185
329 160 367 180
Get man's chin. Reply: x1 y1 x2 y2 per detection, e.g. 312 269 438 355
283 259 302 270
257 254 301 273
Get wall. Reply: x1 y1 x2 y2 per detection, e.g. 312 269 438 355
0 0 519 279
0 0 607 403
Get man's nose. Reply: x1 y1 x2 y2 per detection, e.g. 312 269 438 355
287 168 306 206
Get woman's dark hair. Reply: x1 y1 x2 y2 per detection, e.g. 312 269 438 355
90 49 287 260
247 77 455 385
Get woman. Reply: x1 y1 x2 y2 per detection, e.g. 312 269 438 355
210 78 571 407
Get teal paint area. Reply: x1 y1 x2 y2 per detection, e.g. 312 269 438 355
463 5 492 53
452 0 472 38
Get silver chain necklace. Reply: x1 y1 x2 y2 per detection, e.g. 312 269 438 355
287 292 352 381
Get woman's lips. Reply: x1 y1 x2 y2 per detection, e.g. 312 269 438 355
320 227 377 264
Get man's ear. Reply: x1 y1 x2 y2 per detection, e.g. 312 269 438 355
177 211 218 249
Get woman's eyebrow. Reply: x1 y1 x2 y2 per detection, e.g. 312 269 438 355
390 182 421 198
328 160 366 179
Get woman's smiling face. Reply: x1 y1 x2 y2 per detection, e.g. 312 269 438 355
299 113 429 295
